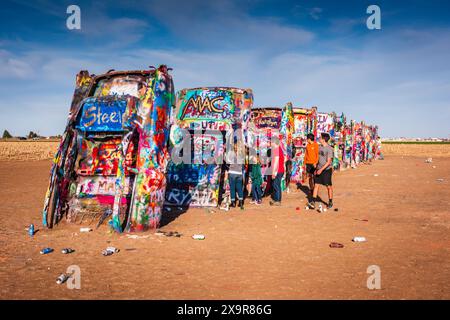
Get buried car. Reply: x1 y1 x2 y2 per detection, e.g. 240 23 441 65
42 65 174 232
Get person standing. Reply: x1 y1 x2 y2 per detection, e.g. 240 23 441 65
249 154 263 205
304 133 319 200
225 143 245 210
270 139 285 206
309 133 334 210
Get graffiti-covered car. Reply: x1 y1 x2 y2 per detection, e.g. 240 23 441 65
166 87 253 208
249 104 294 191
42 65 174 232
290 106 317 184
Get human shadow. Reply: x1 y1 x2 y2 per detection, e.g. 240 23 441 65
160 205 190 227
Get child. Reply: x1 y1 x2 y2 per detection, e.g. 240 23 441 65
249 154 263 205
309 133 334 210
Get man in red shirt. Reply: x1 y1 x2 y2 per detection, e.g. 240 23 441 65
270 138 285 206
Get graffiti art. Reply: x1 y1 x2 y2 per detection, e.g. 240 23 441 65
166 87 253 208
42 66 175 232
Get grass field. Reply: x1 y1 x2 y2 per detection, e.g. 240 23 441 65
0 141 58 161
382 141 450 145
1 140 450 160
381 143 450 157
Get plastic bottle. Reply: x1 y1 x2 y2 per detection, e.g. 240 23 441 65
61 248 75 254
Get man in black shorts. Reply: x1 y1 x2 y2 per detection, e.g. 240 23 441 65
309 133 334 209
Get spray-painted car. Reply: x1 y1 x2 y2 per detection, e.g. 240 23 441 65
42 65 174 232
290 106 317 184
249 104 294 192
166 87 253 208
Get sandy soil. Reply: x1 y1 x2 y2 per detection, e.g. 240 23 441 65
0 155 449 299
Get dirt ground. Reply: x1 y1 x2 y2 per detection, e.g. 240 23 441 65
0 155 449 299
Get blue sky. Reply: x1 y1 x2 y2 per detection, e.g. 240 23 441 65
1 0 449 138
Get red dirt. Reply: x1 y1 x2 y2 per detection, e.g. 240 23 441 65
0 156 449 299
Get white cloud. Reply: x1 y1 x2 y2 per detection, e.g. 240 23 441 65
1 21 450 138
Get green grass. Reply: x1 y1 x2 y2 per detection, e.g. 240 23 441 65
382 141 450 145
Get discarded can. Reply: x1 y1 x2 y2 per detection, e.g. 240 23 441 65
28 224 35 237
102 247 119 256
329 242 344 248
61 248 75 254
352 237 367 242
56 273 70 285
80 227 92 233
192 234 205 240
40 247 54 255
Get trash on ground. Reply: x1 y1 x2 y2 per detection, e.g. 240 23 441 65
352 236 367 242
192 234 205 240
334 208 339 212
436 178 444 182
102 247 119 256
56 273 70 285
80 227 92 233
155 230 182 237
28 224 35 237
329 242 344 248
374 174 379 177
126 234 150 239
61 248 75 254
425 158 433 163
40 248 54 254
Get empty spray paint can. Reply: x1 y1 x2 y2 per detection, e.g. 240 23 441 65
192 234 205 240
40 248 54 254
28 224 35 237
102 247 119 256
80 227 92 233
56 273 70 284
61 248 75 254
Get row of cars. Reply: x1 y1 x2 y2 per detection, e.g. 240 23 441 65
42 66 379 232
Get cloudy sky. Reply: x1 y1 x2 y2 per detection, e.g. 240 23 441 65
1 0 449 138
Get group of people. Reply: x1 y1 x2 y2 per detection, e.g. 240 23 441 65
224 132 335 210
